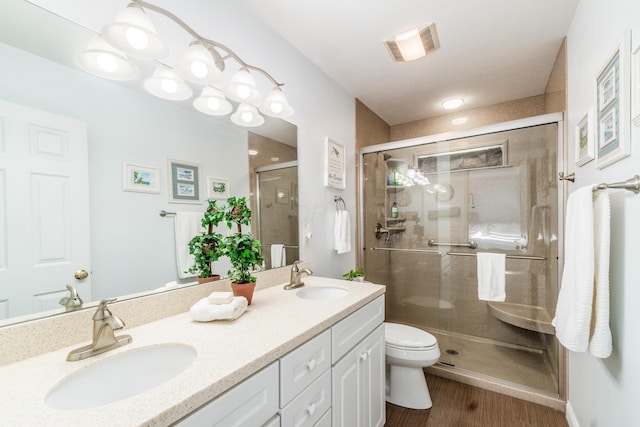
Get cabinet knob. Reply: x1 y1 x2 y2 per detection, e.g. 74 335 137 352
307 402 317 416
306 359 317 371
360 352 368 361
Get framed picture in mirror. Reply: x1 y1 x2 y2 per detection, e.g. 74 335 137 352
207 177 229 199
575 109 594 166
122 162 160 193
168 159 202 204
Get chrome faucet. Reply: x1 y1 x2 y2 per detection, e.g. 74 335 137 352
58 284 83 311
66 298 132 361
284 260 313 290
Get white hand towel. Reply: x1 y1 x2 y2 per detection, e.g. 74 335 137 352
589 191 612 358
271 244 286 268
477 252 506 301
334 210 351 254
174 212 205 279
552 186 595 352
190 296 248 322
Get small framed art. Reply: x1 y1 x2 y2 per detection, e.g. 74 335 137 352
575 109 594 166
122 162 160 194
324 138 346 190
595 31 631 169
168 159 202 204
207 177 229 199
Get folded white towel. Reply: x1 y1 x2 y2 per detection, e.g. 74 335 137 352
589 191 612 358
334 210 351 254
208 291 233 305
174 212 205 279
552 186 595 352
190 296 248 322
477 252 506 301
271 244 286 268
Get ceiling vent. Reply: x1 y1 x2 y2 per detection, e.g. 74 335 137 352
385 23 440 62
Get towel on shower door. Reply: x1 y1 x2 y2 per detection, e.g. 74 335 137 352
174 211 205 279
334 210 351 254
552 186 613 356
271 244 286 268
477 252 506 301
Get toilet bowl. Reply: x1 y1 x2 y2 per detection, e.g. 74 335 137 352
384 322 440 409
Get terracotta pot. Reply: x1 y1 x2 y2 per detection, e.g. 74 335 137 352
231 281 256 305
197 275 220 284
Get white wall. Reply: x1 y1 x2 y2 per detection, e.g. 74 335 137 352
566 1 640 425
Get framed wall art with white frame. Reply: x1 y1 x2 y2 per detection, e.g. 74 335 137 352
122 162 160 194
324 138 346 190
595 30 631 169
633 41 640 127
575 109 595 166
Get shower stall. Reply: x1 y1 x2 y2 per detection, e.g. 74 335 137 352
360 115 565 402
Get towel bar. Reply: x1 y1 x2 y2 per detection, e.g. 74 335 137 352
448 251 547 261
592 175 640 194
369 247 441 255
159 210 176 217
428 239 478 249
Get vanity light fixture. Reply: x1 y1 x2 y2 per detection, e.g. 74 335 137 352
75 36 139 81
384 23 440 62
81 0 293 128
442 98 464 109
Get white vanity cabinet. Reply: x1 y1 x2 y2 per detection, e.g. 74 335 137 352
331 296 385 427
176 361 280 427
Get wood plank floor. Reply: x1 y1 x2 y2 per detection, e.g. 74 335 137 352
385 374 568 427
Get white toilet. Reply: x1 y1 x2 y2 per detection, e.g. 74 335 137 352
384 322 440 409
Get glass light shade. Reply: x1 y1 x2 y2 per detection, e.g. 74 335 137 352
102 5 168 59
75 36 139 81
175 43 224 85
395 28 426 62
230 104 264 127
259 88 294 118
223 68 261 104
193 86 233 116
144 66 193 101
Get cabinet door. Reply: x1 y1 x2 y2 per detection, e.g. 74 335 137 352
331 324 385 427
176 362 279 427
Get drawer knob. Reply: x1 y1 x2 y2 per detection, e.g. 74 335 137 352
307 402 317 416
306 359 317 371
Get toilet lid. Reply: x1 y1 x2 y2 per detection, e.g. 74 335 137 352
385 322 437 349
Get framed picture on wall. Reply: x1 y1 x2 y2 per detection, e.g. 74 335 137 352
206 177 229 199
324 138 346 190
168 159 202 204
575 109 594 166
595 30 631 169
122 162 160 193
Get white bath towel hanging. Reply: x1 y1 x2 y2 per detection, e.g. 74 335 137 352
552 186 595 353
334 210 351 254
477 252 506 301
271 244 286 268
174 211 204 279
589 190 612 358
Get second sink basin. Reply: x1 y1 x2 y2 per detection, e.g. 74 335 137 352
46 343 197 410
296 286 349 300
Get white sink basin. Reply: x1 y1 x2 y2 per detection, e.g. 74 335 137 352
46 344 197 410
296 286 349 300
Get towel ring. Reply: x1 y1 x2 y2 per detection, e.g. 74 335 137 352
334 195 346 212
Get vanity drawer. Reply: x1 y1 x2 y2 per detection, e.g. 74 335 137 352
331 295 384 363
176 361 279 427
280 329 331 406
280 370 331 427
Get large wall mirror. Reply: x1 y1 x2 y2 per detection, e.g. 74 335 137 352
0 0 298 325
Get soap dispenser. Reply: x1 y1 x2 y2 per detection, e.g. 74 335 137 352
391 202 399 218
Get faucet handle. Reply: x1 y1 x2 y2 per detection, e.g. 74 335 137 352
93 298 117 321
291 260 302 271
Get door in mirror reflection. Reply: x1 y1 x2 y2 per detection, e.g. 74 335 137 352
255 164 299 268
0 100 92 319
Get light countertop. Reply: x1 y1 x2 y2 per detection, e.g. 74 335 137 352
0 276 385 426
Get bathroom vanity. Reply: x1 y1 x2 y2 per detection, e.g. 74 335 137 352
0 275 385 426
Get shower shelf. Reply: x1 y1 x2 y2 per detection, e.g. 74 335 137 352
488 302 555 335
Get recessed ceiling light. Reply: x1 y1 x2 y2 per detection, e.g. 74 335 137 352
442 98 464 109
270 157 280 162
248 149 258 156
451 117 468 125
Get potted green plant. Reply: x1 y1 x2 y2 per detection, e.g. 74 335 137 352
186 200 226 283
342 267 365 282
223 196 264 304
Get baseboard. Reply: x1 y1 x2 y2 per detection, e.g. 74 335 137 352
565 401 580 427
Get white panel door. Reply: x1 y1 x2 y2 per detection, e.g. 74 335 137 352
0 100 90 319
